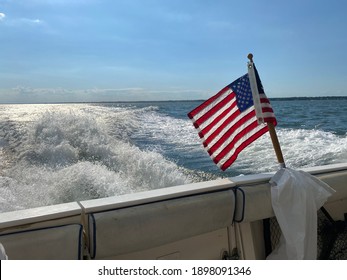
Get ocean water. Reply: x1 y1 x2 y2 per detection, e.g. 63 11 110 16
0 98 346 212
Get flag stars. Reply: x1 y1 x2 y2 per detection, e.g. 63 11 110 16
230 74 254 112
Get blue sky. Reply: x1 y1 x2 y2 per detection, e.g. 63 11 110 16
0 0 346 103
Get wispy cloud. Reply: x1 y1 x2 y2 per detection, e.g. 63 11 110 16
18 18 43 25
0 12 43 26
0 12 6 21
8 18 44 27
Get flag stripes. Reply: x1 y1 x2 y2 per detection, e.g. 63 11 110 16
188 73 276 171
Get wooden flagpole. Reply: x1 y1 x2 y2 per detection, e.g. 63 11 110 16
247 53 286 168
267 122 286 168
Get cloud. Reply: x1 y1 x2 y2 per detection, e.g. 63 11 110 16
19 18 43 25
8 18 44 26
0 13 43 26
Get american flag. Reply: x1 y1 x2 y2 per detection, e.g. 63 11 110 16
188 64 277 171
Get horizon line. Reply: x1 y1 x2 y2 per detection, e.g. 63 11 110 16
0 95 347 105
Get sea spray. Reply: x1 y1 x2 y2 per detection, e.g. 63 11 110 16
0 105 191 212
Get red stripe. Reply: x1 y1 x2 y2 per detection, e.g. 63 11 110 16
198 96 237 136
203 109 241 148
260 97 270 104
187 86 230 119
261 106 277 125
219 125 269 171
193 93 234 128
262 107 273 113
264 117 277 125
205 110 255 153
201 102 240 139
212 119 259 163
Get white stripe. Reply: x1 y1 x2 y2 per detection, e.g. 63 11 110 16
210 113 257 158
191 98 235 135
216 122 267 167
204 106 254 151
262 112 276 119
259 93 275 119
191 88 232 121
261 102 272 108
202 99 238 139
196 97 236 131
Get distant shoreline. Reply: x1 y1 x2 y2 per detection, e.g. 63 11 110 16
1 96 346 105
271 96 347 101
179 96 347 102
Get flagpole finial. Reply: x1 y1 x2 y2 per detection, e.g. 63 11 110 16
247 53 254 62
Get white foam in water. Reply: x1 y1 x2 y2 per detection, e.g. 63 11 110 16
231 128 347 174
0 104 190 212
134 108 202 151
279 128 347 167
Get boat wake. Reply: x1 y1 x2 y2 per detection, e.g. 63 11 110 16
0 105 191 212
0 103 346 212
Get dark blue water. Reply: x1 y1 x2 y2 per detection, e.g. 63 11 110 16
273 99 347 136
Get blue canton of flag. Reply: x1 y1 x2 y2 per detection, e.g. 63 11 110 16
229 74 253 112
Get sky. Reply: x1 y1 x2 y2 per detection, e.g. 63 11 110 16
1 0 347 103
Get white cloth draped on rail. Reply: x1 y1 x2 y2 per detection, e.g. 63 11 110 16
0 243 7 260
267 168 335 260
